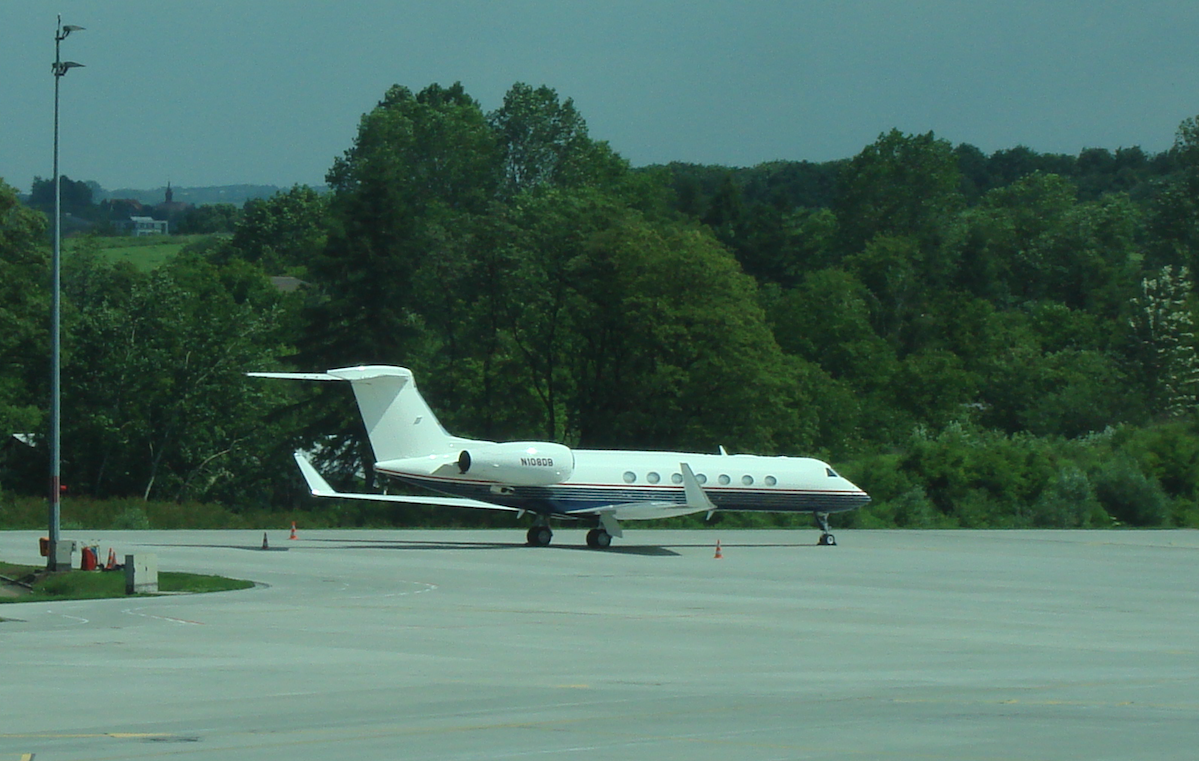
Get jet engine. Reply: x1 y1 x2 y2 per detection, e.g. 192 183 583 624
456 442 574 486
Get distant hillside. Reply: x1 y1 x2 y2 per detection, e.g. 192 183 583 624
96 184 326 207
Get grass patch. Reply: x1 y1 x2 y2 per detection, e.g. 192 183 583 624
159 571 254 594
88 234 209 271
0 561 253 603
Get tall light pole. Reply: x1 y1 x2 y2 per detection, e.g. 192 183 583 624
49 15 84 571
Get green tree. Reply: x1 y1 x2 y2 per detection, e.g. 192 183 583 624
769 268 896 388
29 175 93 215
431 187 814 453
949 172 1139 314
176 203 240 235
61 252 297 503
1019 349 1131 437
566 214 812 453
1147 116 1199 270
303 83 499 368
226 186 328 274
0 180 48 443
843 234 924 348
832 129 964 257
489 83 624 198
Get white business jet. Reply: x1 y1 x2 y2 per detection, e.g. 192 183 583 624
251 365 869 548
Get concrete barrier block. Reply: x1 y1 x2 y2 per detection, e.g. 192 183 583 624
125 553 158 595
54 541 75 570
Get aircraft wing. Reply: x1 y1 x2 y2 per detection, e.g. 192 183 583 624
293 452 519 512
563 501 710 521
562 462 717 522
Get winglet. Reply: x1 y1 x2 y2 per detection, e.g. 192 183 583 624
680 462 717 515
294 451 338 497
591 511 620 538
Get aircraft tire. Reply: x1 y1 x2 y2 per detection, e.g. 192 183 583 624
527 525 553 547
820 534 836 547
586 528 612 549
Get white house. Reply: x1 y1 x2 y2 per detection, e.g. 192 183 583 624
115 215 169 236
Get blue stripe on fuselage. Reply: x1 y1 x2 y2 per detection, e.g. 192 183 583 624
379 471 869 517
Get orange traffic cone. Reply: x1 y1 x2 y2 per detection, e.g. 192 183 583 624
289 522 297 540
105 548 117 570
261 532 269 550
714 540 723 559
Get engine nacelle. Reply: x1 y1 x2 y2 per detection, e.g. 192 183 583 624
457 442 574 486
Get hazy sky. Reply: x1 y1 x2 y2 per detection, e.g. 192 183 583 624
4 1 1198 193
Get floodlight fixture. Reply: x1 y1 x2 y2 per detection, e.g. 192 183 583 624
52 61 85 77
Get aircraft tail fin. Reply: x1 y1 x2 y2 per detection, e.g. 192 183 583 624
250 365 463 462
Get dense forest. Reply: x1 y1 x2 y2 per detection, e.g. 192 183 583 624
4 81 1199 530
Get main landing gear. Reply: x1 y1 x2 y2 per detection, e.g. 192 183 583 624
526 524 553 547
525 516 619 549
585 528 613 549
815 512 836 546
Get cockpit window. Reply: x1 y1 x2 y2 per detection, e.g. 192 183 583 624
826 467 839 478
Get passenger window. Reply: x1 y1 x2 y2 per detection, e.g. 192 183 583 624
742 475 754 485
697 474 707 484
647 472 661 484
671 473 683 484
623 471 636 483
765 475 777 486
718 474 731 485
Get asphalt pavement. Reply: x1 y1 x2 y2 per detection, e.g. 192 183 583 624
1 528 1197 760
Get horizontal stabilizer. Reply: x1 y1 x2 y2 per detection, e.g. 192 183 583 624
247 372 344 381
292 453 517 511
254 366 462 462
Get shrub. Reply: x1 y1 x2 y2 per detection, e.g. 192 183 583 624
1030 467 1104 528
1092 457 1169 526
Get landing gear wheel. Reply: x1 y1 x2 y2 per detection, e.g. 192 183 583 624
527 525 553 547
586 528 612 549
819 533 836 546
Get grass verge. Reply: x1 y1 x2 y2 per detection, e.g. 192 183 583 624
0 561 253 603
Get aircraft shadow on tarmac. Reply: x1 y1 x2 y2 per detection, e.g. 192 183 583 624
142 542 292 553
142 537 826 557
306 537 681 556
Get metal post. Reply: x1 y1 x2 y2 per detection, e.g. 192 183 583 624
48 16 84 571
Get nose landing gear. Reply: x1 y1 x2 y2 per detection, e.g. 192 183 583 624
815 512 836 546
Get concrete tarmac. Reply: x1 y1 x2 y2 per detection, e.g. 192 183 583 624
1 528 1197 760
